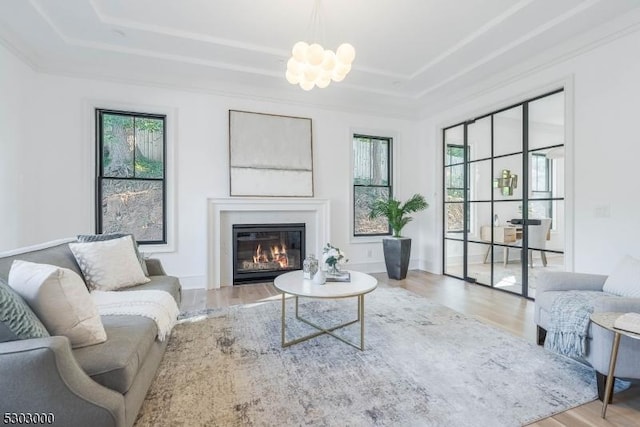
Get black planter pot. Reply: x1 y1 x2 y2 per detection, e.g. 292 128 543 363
382 237 411 280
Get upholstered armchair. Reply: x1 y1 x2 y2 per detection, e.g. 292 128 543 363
535 271 640 401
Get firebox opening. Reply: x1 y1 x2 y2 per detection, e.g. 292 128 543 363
232 223 305 285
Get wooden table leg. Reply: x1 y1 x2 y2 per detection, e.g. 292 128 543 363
601 331 622 418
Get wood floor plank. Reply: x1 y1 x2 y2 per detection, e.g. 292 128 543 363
180 270 640 426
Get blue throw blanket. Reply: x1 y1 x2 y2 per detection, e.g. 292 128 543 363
544 291 604 358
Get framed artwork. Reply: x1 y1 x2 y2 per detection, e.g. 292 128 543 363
229 110 314 197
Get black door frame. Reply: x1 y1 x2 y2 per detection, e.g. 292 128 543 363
442 88 565 299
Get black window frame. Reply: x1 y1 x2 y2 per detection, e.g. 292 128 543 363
95 109 167 245
352 133 393 237
531 152 551 193
445 144 465 234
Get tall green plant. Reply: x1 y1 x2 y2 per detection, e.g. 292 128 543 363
369 194 428 237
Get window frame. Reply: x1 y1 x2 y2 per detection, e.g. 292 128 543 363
531 152 551 193
444 143 465 234
351 133 393 238
95 108 168 245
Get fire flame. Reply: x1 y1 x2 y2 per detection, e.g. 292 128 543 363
271 243 288 268
253 243 289 268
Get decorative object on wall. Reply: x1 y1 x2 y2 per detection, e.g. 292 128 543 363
285 0 355 90
229 110 313 197
493 169 518 196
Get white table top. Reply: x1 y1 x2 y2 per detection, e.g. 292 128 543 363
591 312 640 340
274 270 377 298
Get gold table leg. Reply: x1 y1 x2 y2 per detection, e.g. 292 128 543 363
280 293 366 350
602 331 622 418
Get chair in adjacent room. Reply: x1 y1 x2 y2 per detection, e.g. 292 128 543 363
526 218 552 267
505 218 552 267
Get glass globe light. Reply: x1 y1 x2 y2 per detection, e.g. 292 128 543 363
299 79 315 91
286 57 302 75
292 41 309 62
304 66 320 82
331 70 346 82
321 50 336 71
334 62 351 76
316 76 331 89
307 43 325 66
286 70 300 85
336 43 356 64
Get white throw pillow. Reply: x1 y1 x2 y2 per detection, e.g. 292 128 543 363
69 235 150 291
8 260 107 348
603 255 640 297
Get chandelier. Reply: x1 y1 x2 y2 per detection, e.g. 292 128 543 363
285 1 355 91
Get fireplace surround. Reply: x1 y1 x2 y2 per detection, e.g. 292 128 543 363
232 223 305 284
207 198 330 288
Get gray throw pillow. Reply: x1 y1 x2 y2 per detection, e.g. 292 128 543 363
0 277 50 342
77 233 149 276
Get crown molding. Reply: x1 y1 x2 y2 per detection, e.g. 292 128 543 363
415 0 602 99
410 0 535 80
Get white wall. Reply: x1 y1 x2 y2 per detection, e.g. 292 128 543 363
0 43 35 247
421 28 640 275
6 26 638 285
0 44 421 288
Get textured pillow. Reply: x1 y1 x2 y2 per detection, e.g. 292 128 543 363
0 277 50 342
69 235 151 291
8 261 106 348
77 233 149 276
603 255 640 297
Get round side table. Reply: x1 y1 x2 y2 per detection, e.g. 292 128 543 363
590 312 640 418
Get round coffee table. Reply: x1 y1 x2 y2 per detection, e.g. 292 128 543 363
274 270 377 350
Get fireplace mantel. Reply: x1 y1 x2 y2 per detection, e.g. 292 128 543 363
207 198 330 289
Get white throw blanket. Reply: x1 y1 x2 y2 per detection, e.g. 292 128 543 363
91 290 179 341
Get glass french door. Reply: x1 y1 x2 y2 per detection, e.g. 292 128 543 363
443 90 565 299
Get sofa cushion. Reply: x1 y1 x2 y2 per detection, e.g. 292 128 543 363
0 240 82 282
77 233 149 277
0 277 50 342
603 255 640 297
8 260 107 348
69 236 150 291
73 315 157 394
129 275 182 305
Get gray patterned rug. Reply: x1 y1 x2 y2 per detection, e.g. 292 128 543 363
135 287 603 427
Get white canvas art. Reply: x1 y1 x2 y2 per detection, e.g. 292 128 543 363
229 110 313 197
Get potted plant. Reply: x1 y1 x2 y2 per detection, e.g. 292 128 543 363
369 193 428 279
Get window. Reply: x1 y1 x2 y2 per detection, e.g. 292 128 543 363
531 152 553 224
531 153 551 193
353 134 392 236
96 109 166 244
445 144 464 233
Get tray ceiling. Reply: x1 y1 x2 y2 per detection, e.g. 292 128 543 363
1 0 639 117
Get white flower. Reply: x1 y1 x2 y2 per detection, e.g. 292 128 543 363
322 243 347 267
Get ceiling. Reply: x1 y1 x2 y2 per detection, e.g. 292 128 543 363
1 0 640 118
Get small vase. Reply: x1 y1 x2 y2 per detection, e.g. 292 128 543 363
303 254 319 279
327 263 340 276
312 269 326 285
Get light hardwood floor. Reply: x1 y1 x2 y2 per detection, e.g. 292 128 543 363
181 270 640 427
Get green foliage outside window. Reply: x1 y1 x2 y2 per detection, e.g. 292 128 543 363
98 110 166 243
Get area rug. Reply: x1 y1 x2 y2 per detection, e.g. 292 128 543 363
135 287 604 427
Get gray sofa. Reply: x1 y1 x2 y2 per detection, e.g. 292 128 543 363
535 271 640 400
0 240 181 427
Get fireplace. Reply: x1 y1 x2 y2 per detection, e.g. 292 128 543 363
232 223 305 284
